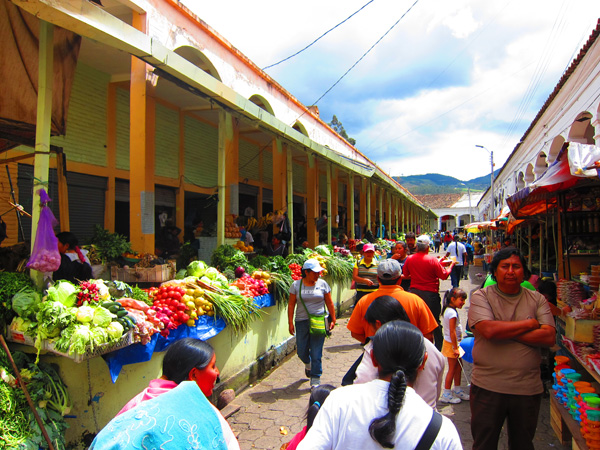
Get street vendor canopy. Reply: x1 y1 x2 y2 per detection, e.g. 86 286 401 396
507 143 600 217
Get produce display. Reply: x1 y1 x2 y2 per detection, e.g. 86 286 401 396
0 349 70 450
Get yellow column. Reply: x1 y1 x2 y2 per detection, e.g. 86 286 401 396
330 166 338 237
359 178 366 236
366 182 371 234
272 138 286 234
386 192 392 239
326 164 332 244
306 155 319 248
217 111 238 246
224 113 239 216
349 172 355 239
286 146 294 252
379 188 383 238
31 20 53 286
129 12 155 253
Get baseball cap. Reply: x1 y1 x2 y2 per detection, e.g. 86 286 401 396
362 243 375 253
303 259 325 272
377 259 402 280
416 235 431 246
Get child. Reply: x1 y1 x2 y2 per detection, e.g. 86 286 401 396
281 384 335 450
440 288 469 404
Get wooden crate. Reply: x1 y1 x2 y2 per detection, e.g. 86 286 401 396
111 262 175 283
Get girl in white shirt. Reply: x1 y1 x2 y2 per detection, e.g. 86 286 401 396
440 288 468 404
297 321 462 450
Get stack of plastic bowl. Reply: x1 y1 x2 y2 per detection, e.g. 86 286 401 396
554 368 576 407
553 355 571 400
564 372 583 419
585 409 600 449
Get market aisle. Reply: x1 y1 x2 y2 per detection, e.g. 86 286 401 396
226 259 568 450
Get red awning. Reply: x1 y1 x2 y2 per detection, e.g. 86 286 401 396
507 143 600 218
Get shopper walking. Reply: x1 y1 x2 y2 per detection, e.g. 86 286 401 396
288 259 337 387
445 235 468 288
402 235 455 350
352 243 379 305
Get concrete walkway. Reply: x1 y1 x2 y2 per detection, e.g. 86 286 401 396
226 260 569 450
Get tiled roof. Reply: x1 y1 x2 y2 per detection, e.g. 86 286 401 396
415 194 463 209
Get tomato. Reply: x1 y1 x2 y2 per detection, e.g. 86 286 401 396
176 303 186 311
177 287 186 295
171 292 182 301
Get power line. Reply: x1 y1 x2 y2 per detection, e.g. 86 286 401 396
308 0 421 109
263 0 376 70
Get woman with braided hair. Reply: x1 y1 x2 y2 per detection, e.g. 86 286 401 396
297 321 461 450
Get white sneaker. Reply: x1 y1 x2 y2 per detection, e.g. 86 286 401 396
453 389 470 400
439 392 461 404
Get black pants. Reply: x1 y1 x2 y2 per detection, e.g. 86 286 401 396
409 288 443 350
471 385 541 450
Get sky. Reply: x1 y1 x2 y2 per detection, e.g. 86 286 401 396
182 0 600 180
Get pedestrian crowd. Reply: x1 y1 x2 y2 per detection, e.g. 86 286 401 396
89 235 557 450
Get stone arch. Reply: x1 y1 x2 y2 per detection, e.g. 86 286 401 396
516 172 525 191
249 95 275 116
173 46 221 81
548 135 565 163
524 163 535 184
568 112 595 144
292 120 309 137
534 151 548 177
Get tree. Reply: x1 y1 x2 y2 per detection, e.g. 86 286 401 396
328 115 356 146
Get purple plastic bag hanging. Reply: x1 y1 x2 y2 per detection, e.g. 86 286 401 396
26 189 61 272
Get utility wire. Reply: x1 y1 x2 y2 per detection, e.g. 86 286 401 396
263 0 376 70
301 0 421 120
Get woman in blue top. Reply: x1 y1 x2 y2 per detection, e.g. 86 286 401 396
288 259 337 387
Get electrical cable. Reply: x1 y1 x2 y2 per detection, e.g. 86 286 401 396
292 0 421 126
499 0 571 149
362 0 513 152
263 0 376 70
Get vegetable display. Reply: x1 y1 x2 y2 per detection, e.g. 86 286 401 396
0 272 34 329
0 349 70 450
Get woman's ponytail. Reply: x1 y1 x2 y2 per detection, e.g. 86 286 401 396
368 321 425 448
368 368 408 448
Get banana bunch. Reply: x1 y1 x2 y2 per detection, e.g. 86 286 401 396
246 209 286 231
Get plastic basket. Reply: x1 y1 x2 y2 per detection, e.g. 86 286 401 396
44 331 134 363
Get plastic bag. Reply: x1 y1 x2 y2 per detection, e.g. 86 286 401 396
26 189 61 272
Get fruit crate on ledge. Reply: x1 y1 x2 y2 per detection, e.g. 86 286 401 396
111 262 175 283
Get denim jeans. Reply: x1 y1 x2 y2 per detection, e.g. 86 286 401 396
450 265 464 288
295 319 325 378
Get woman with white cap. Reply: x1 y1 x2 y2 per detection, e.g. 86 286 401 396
288 259 337 387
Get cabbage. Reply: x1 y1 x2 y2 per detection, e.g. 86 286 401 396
76 305 95 323
69 324 94 354
175 269 187 280
106 321 124 340
10 316 34 333
12 289 42 319
187 260 207 278
205 267 220 281
47 280 79 307
92 306 114 327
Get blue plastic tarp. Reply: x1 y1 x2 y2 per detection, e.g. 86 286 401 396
103 314 226 383
102 293 275 383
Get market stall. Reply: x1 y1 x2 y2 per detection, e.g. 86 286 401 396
506 143 600 447
1 240 357 448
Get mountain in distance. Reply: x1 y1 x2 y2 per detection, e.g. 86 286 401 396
393 171 499 195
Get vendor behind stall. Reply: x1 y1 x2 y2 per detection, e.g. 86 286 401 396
53 231 92 283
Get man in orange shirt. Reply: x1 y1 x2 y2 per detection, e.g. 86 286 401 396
342 259 438 385
347 259 437 343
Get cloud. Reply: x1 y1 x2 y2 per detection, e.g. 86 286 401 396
183 0 600 179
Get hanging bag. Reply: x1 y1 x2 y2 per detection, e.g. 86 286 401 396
26 189 61 272
297 281 328 336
